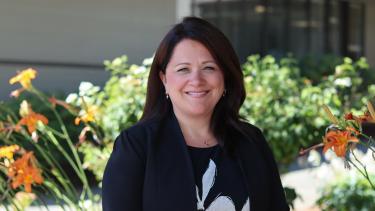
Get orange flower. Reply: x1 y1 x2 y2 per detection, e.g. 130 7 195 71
48 97 74 111
344 112 354 120
74 105 98 125
9 68 37 89
346 126 360 135
16 112 48 134
323 130 359 157
7 152 43 193
344 111 374 124
0 145 20 159
358 112 374 123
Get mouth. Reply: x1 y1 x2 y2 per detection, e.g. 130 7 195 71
185 90 210 98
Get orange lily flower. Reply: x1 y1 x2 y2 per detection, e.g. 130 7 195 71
7 152 43 193
344 111 374 125
9 68 37 89
48 97 75 111
344 112 363 125
74 105 98 125
0 145 20 160
346 126 360 135
16 111 48 134
323 130 359 157
359 112 374 123
344 112 354 120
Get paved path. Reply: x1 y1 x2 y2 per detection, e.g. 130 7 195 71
282 167 325 211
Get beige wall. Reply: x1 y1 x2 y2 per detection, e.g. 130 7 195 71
0 0 176 100
2 0 374 101
366 0 375 69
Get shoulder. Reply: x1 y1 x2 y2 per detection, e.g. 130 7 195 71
236 121 273 155
238 120 265 141
112 117 162 161
116 114 166 144
122 117 162 141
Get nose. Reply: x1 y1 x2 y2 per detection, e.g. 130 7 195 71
189 70 205 86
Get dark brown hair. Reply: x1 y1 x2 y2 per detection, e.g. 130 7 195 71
141 17 247 149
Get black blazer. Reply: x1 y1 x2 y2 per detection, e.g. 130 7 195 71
102 111 289 211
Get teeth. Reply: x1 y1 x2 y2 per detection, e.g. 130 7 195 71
186 91 208 97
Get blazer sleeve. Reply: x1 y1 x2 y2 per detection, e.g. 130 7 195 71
254 127 290 211
102 130 146 211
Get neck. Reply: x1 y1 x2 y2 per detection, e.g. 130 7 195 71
173 109 217 147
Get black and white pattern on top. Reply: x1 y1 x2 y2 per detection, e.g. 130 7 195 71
195 159 250 211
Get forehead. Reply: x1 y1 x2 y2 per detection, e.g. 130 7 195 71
169 39 215 63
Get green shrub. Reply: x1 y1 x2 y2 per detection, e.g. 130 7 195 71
299 54 342 84
66 56 150 180
240 55 373 166
317 174 375 211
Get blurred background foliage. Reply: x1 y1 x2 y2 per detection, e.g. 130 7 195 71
241 55 375 167
317 174 375 211
62 55 150 181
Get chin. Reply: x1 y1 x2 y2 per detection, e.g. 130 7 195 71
172 103 216 118
186 108 214 118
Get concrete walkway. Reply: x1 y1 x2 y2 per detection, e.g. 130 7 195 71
282 167 325 211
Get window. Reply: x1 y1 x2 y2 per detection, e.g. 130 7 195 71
192 0 366 62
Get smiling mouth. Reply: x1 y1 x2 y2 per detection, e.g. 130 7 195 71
185 91 210 97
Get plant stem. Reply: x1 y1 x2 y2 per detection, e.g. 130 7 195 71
33 89 95 203
348 150 375 190
0 178 12 204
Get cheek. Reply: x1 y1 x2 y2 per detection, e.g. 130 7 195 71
165 74 185 91
212 73 225 89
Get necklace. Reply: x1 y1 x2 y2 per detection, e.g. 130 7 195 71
184 133 217 147
186 137 216 147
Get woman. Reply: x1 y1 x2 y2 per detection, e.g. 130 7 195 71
102 17 289 211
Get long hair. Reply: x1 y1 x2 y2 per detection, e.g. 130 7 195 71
141 17 247 150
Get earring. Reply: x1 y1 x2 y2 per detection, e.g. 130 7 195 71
222 89 227 97
166 93 169 99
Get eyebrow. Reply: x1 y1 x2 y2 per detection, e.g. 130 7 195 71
175 61 216 67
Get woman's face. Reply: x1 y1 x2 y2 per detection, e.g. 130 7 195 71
160 39 225 119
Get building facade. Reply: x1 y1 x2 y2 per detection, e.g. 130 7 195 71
1 0 374 100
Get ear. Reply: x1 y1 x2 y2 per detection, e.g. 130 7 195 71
159 71 167 85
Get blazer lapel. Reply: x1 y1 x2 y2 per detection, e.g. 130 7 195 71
148 111 270 211
235 133 271 211
152 112 196 211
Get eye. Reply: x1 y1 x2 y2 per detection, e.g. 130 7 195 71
204 66 215 71
176 68 189 72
